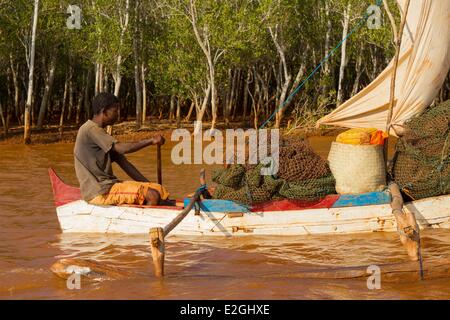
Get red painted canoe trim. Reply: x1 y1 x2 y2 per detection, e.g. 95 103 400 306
117 204 184 210
48 167 82 207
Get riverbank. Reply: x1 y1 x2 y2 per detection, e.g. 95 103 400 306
0 118 344 145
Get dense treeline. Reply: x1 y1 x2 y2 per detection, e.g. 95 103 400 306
0 0 449 142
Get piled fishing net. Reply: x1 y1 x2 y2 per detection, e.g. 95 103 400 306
392 100 450 200
212 138 336 205
278 138 331 181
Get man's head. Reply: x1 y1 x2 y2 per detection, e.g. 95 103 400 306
92 93 119 126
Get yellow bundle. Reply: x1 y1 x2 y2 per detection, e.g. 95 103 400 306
336 128 378 145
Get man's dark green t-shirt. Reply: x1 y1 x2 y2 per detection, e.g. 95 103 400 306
74 120 122 201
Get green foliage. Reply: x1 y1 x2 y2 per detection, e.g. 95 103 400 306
0 0 418 129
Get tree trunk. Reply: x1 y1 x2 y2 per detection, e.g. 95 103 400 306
0 100 7 136
228 69 238 122
169 95 176 120
289 55 307 97
113 0 130 97
188 0 220 131
383 0 399 45
6 68 12 133
323 1 332 77
351 50 363 96
224 68 232 126
24 0 39 144
209 61 217 130
103 70 108 92
95 62 104 96
232 69 242 121
37 54 56 129
133 0 142 129
113 70 122 97
83 69 92 122
10 55 20 126
337 3 351 106
141 63 147 124
251 67 261 129
242 68 251 121
76 72 85 126
66 72 74 121
261 67 271 117
193 84 211 135
269 26 292 128
274 75 291 128
76 89 83 126
184 101 194 122
176 97 181 128
369 46 379 80
59 67 71 138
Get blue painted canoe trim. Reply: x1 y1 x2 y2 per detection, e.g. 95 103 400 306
183 198 249 212
184 191 391 212
332 191 391 208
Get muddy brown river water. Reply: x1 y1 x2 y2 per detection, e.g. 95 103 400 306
0 136 449 299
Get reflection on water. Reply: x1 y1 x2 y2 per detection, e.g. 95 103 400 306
0 137 449 299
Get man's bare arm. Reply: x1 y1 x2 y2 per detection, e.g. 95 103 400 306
112 135 165 155
112 139 154 155
114 155 149 182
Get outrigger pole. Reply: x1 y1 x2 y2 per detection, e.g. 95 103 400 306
149 169 207 277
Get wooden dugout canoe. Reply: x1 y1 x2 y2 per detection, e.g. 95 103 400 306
49 168 450 236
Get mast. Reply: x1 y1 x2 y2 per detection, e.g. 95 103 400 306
384 0 411 161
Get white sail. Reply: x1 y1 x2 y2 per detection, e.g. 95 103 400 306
316 0 450 135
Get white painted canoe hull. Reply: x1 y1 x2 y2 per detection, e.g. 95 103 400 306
56 195 450 236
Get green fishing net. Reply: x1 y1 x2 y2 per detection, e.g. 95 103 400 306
392 100 450 200
212 139 336 205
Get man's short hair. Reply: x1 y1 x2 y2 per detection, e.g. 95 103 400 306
92 93 119 115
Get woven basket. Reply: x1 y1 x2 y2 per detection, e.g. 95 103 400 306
328 142 386 194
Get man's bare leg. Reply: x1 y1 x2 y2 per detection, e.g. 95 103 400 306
145 188 175 206
145 188 161 206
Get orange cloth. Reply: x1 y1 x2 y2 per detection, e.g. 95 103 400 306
89 181 170 206
369 130 389 145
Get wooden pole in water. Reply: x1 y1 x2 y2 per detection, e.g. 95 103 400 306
149 171 205 277
163 185 203 236
149 227 165 277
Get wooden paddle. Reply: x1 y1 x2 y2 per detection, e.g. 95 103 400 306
156 143 162 185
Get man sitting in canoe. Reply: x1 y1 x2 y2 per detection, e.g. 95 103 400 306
74 92 170 206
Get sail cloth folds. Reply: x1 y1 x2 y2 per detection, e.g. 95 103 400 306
316 0 450 136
